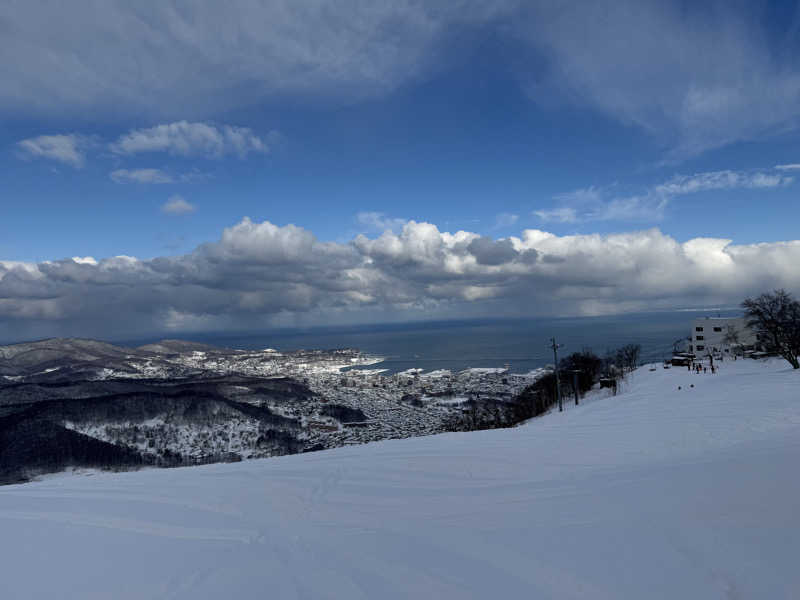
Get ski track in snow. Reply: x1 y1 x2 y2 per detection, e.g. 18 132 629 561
1 358 799 599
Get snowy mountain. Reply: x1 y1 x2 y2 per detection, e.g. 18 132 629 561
1 357 798 598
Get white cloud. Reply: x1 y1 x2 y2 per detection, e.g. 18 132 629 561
110 168 173 184
508 2 800 157
654 170 792 196
536 186 665 223
537 168 792 224
356 212 408 233
2 219 800 337
775 164 800 171
3 3 800 158
539 186 662 224
161 195 196 215
0 2 485 118
16 134 86 168
533 207 578 224
2 2 800 160
594 195 669 222
111 121 270 158
71 256 97 265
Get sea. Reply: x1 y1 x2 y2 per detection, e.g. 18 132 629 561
131 310 742 375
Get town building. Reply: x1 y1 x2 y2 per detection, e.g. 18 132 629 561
688 316 757 356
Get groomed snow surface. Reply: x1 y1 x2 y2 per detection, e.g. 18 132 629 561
2 358 799 599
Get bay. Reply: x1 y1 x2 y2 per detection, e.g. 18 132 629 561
128 311 740 375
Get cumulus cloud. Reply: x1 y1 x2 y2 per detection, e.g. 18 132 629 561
2 218 800 339
467 237 520 265
110 168 173 184
161 195 196 215
16 134 87 167
111 121 269 158
536 168 792 224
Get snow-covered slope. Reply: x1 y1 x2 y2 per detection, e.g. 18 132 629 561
1 358 798 599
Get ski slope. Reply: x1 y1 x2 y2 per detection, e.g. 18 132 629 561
1 358 799 599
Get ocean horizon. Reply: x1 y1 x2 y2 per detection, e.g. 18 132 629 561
118 310 742 375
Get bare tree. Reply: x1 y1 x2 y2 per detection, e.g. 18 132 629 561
615 344 641 372
673 336 690 354
559 351 603 393
722 324 741 354
742 289 800 369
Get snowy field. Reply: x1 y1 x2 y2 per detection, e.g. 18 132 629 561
1 358 799 599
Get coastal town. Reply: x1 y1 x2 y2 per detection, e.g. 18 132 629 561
164 345 545 448
0 339 545 461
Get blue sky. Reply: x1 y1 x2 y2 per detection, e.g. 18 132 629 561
2 1 800 339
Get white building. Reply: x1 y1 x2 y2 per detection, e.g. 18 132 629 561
689 317 757 356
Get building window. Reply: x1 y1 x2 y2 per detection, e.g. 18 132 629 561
696 335 704 340
713 327 722 332
695 326 704 332
696 345 705 351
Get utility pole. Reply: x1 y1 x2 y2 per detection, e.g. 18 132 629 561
571 369 581 405
549 337 563 412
